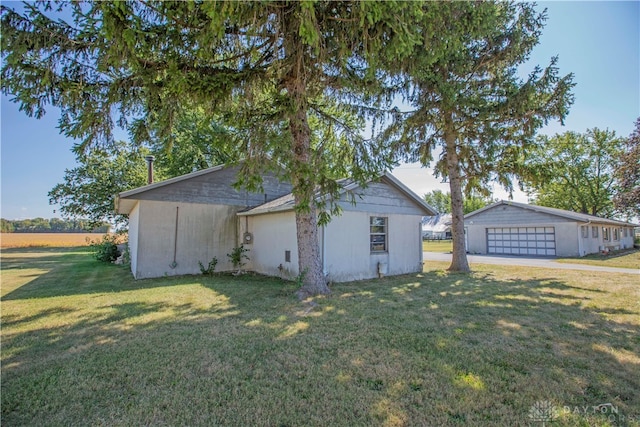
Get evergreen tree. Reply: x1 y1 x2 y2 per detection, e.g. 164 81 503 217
386 2 574 272
2 1 428 295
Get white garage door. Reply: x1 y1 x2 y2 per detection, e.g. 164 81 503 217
487 227 556 256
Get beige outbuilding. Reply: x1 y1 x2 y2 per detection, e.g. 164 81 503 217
464 200 637 257
116 164 436 281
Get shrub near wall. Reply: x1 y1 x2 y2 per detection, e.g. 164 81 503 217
88 235 121 262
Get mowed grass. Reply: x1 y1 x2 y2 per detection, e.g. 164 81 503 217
0 233 113 249
2 249 639 426
557 248 640 270
422 239 453 253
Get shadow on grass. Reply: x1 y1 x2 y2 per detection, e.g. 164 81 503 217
2 248 299 302
2 249 192 300
1 253 639 426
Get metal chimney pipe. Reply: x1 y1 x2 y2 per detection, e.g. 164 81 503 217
145 155 155 184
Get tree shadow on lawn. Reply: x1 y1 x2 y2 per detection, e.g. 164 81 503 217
1 248 298 302
1 262 639 426
1 249 197 300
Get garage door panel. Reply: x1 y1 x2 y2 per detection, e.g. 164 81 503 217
486 227 556 257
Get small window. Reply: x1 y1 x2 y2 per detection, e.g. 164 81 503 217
592 226 598 238
613 228 619 241
370 217 387 252
603 227 610 241
581 226 588 238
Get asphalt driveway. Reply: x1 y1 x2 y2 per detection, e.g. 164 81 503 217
423 252 639 275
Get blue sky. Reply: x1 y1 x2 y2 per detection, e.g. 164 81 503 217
1 1 639 220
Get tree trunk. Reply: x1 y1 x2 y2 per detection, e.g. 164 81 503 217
444 114 471 272
288 91 330 298
281 9 329 298
294 197 328 298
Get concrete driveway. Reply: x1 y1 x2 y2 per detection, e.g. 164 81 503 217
423 252 639 275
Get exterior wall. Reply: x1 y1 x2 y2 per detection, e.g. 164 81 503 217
578 224 603 256
583 224 636 253
324 211 423 282
622 226 636 249
244 177 428 282
245 210 423 283
244 211 298 279
129 166 291 207
466 205 638 257
337 180 428 216
134 200 241 279
465 205 580 257
128 202 140 276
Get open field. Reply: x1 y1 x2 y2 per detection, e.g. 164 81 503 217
422 239 453 253
2 248 639 426
557 248 640 270
0 233 109 249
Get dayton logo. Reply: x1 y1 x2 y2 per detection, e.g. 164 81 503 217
528 400 559 426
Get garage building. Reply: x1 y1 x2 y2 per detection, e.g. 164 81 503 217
464 200 637 257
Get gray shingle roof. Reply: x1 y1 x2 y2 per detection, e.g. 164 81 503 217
465 200 638 227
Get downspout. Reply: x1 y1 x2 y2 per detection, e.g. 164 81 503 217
170 206 179 269
321 224 326 277
580 219 591 256
419 221 423 270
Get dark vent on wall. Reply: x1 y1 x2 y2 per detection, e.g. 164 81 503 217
285 250 291 263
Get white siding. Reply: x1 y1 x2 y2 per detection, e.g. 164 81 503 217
467 221 579 257
466 203 637 257
128 202 140 277
324 211 424 282
134 200 240 279
246 211 298 279
621 226 636 249
246 210 423 283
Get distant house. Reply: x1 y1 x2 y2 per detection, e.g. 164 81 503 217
464 200 637 257
116 164 436 281
421 214 452 240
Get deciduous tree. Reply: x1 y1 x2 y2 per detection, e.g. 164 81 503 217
423 189 492 215
522 129 624 218
48 142 152 229
613 118 640 218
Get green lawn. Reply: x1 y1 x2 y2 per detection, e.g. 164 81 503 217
556 248 640 270
2 248 639 426
422 239 453 253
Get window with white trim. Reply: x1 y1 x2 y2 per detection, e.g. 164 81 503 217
603 227 610 241
581 226 588 238
613 228 620 241
592 226 598 238
370 217 387 252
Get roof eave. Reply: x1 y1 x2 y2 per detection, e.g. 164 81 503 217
118 163 227 199
381 172 438 216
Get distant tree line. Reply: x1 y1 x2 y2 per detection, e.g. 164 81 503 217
0 218 110 233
